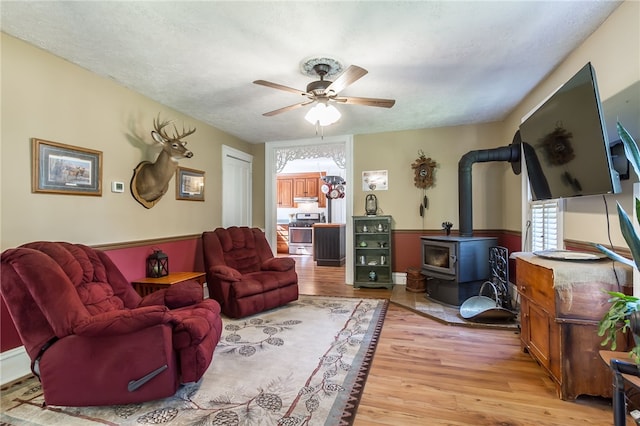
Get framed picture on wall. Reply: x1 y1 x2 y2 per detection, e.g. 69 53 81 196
32 138 102 196
176 166 205 201
362 170 388 191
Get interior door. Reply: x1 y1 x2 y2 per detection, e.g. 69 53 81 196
222 145 252 227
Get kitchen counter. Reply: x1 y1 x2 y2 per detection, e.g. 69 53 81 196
313 223 346 266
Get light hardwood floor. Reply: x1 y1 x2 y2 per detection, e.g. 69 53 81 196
292 255 621 426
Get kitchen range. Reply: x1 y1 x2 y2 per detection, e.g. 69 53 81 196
288 212 325 255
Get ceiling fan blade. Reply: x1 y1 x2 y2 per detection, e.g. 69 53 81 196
324 65 368 95
333 96 396 108
254 80 309 97
262 100 314 117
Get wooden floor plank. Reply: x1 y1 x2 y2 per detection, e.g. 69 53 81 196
290 254 622 425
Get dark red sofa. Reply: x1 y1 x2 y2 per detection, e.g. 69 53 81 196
202 227 298 318
0 241 223 406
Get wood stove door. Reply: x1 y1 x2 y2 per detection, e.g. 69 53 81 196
421 241 457 276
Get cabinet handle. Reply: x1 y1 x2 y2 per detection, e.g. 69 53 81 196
519 285 526 293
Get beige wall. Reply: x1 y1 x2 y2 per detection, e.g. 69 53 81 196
353 123 508 231
500 0 640 247
1 33 252 250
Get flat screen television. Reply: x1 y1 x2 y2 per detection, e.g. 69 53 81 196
519 62 621 201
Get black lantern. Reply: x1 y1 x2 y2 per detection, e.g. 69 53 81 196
365 194 378 216
146 249 169 278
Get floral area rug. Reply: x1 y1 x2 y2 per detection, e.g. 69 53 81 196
1 296 388 426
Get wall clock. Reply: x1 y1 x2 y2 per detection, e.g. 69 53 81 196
411 152 437 189
411 151 437 217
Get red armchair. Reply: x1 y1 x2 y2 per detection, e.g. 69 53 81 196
0 241 223 406
202 227 298 318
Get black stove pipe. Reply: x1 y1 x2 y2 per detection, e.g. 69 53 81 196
458 140 521 238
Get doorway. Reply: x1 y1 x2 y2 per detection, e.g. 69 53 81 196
222 145 253 227
265 135 354 284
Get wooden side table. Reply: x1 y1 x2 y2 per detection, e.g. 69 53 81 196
131 272 206 297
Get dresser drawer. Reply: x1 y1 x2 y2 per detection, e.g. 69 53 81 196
516 257 555 314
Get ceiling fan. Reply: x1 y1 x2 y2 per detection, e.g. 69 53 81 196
253 60 396 117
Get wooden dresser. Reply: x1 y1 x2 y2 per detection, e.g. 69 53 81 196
514 252 632 400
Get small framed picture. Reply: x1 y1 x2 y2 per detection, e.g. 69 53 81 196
176 166 205 201
362 170 388 191
32 138 102 196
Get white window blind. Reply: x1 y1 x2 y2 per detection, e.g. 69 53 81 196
529 200 560 251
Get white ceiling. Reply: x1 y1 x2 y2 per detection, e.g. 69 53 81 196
1 1 622 144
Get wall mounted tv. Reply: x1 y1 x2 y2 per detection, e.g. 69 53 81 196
519 62 621 201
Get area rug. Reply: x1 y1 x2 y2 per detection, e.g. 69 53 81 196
1 295 388 426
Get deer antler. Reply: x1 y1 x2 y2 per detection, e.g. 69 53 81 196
153 116 196 141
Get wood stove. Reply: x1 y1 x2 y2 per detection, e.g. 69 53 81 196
421 235 497 306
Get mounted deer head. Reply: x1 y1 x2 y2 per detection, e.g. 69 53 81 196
131 116 196 208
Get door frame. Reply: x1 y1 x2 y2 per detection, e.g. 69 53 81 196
265 135 354 284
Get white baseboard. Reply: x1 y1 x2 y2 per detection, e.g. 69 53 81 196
0 346 31 385
393 272 407 285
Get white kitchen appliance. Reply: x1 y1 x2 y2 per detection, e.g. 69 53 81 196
288 212 325 255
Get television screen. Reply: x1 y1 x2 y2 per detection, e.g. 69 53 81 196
519 62 621 201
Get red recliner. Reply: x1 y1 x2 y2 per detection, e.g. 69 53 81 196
202 227 298 318
0 241 223 406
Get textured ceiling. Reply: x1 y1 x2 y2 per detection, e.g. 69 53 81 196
1 1 622 144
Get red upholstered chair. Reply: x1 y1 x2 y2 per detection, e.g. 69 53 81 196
0 241 223 407
202 227 298 318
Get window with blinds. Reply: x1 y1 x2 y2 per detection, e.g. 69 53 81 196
529 200 561 251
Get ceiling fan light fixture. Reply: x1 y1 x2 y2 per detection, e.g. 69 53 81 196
304 103 341 126
255 59 394 123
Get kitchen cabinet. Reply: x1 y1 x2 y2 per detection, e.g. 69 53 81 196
294 177 318 199
316 183 326 208
277 178 293 207
514 252 632 400
353 215 392 289
277 224 289 254
277 173 326 208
